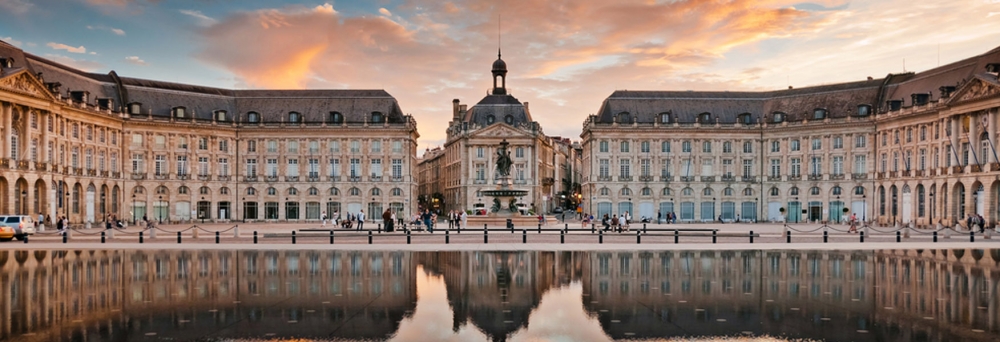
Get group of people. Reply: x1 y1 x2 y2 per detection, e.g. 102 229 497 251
658 211 678 224
967 214 987 233
319 210 368 230
599 211 633 232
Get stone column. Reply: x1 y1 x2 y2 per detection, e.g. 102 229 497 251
41 111 49 163
951 117 961 166
970 113 981 167
989 108 998 164
2 102 12 159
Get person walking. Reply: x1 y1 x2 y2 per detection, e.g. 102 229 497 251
848 213 858 233
422 209 434 233
383 208 393 232
321 211 328 228
356 210 365 231
459 210 467 230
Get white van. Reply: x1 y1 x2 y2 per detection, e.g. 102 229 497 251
0 215 36 240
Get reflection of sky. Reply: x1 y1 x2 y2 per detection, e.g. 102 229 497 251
388 265 488 342
509 282 612 342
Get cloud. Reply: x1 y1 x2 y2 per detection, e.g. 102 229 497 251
124 56 148 65
1 36 23 47
0 0 33 14
47 42 87 54
180 9 217 26
87 25 127 36
379 7 392 16
42 54 105 72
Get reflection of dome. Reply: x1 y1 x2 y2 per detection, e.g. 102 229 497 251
492 57 507 72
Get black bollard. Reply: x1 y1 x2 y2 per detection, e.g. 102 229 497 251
139 231 144 244
637 231 641 244
860 231 864 243
368 231 373 244
565 223 568 232
750 230 754 244
599 229 603 244
674 230 679 244
538 224 541 234
23 235 28 244
63 231 68 243
896 231 901 243
253 231 258 244
561 231 565 244
484 224 487 232
591 224 595 234
216 231 221 244
823 231 828 243
291 231 296 244
446 230 450 244
330 230 334 244
933 231 938 242
971 231 975 243
712 230 717 244
484 228 489 244
643 224 647 234
102 231 106 243
522 229 527 244
378 223 382 234
178 231 182 244
786 231 791 244
407 230 411 244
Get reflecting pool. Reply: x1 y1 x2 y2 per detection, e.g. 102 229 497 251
1 248 999 341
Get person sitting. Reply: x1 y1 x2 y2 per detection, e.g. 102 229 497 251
611 215 620 232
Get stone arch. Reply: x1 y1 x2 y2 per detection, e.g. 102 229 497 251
100 184 109 217
971 180 985 219
14 177 28 215
33 179 47 216
990 180 1000 226
952 181 965 223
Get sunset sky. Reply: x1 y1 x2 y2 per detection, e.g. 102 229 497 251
3 0 1000 154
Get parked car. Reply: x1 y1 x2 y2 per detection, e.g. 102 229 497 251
552 207 564 214
0 215 36 241
0 224 14 241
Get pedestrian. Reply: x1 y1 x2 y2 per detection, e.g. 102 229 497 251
611 214 620 232
602 214 610 231
422 209 434 233
321 211 327 228
383 208 393 232
56 215 64 231
657 210 662 224
848 213 858 233
460 209 467 230
581 213 588 228
356 210 366 231
672 212 677 224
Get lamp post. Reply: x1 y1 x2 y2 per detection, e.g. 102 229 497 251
100 194 106 222
794 196 799 223
158 195 163 223
243 197 247 223
862 194 867 223
835 195 841 223
20 190 27 215
754 197 758 223
892 191 897 225
132 193 136 224
201 196 205 224
713 197 717 222
929 192 935 223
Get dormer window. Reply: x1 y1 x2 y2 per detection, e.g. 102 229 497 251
371 112 384 124
772 112 785 123
617 112 631 124
215 110 227 121
738 113 752 125
247 112 259 123
504 115 514 125
172 106 186 118
659 112 671 124
911 93 930 106
288 112 300 123
329 112 343 124
486 115 495 124
857 104 872 117
887 99 903 111
813 108 827 120
128 102 142 115
699 112 711 123
97 98 113 110
69 91 89 103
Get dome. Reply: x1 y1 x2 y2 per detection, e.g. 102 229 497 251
492 57 507 73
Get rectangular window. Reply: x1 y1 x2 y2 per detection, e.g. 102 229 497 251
111 153 118 172
619 159 631 177
833 136 843 149
881 153 888 172
85 150 92 169
621 141 630 153
154 135 166 149
856 135 866 148
178 136 188 149
392 141 402 153
154 155 166 175
330 140 341 153
515 147 524 158
771 141 780 152
854 155 866 174
176 155 188 175
832 156 843 175
370 158 382 178
790 158 801 177
723 142 732 154
906 151 913 171
247 140 256 153
199 157 209 175
476 147 484 158
702 141 712 153
661 159 672 177
599 159 609 177
198 137 208 150
219 158 229 176
132 153 144 173
392 159 403 178
640 159 650 176
219 140 229 152
350 140 360 153
246 159 257 177
742 159 753 178
640 141 650 153
811 156 822 175
791 140 800 151
919 149 926 170
682 141 691 153
701 158 713 176
661 141 671 153
132 134 143 146
742 141 752 153
722 159 734 177
515 163 526 180
475 163 486 180
372 140 381 153
329 159 341 177
308 158 319 178
98 151 105 172
349 158 361 178
287 158 299 177
599 141 609 153
267 140 278 153
267 158 278 176
309 141 319 154
770 159 781 177
811 138 821 150
893 152 899 171
288 140 299 153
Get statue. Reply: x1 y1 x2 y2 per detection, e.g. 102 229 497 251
496 139 513 177
508 198 518 213
491 197 502 213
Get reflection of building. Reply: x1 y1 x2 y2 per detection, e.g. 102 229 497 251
581 46 1000 227
0 249 416 341
0 40 419 224
417 53 580 215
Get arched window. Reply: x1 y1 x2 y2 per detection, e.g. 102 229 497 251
504 115 514 125
831 186 842 196
371 188 381 196
813 108 827 120
789 187 800 196
662 188 672 196
703 188 713 196
288 187 298 195
246 187 256 195
743 188 753 196
220 187 230 195
178 186 189 194
599 187 610 196
810 187 821 195
723 187 734 196
620 188 632 196
200 186 211 195
330 187 340 196
266 187 277 196
854 186 865 195
349 187 361 196
247 112 260 123
308 187 318 196
770 187 779 196
391 188 402 196
329 112 343 124
288 112 301 123
641 187 652 196
156 186 168 194
371 112 384 124
682 187 693 196
134 186 145 194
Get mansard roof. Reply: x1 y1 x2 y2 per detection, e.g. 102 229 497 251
464 93 532 127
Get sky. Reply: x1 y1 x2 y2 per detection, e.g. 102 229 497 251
3 0 1000 155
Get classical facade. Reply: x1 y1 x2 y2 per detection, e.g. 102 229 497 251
582 45 1000 227
0 39 419 224
417 53 580 215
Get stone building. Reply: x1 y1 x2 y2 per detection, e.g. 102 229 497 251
418 53 578 215
581 45 1000 227
0 40 419 224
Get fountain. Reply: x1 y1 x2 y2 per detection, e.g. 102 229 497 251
468 139 537 227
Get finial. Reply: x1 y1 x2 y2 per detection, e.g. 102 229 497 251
497 13 501 59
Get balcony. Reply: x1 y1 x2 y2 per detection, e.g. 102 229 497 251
391 176 404 182
218 175 231 181
808 174 823 181
370 176 382 182
177 174 190 180
767 176 781 182
788 175 801 181
618 176 633 182
306 176 319 182
87 169 97 177
100 171 109 178
131 173 147 180
34 161 47 171
950 165 963 174
852 173 867 180
597 176 612 182
0 158 8 169
265 176 279 182
328 176 341 182
285 176 299 182
700 176 715 182
473 179 488 185
349 176 362 182
888 171 898 178
73 167 83 176
112 172 121 178
902 170 912 177
639 175 655 182
680 176 695 182
741 176 755 182
198 174 212 181
829 174 845 180
990 163 1000 172
245 176 258 182
154 173 169 180
16 160 28 170
659 175 674 182
721 175 735 182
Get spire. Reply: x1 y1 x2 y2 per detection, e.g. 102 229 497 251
491 12 507 95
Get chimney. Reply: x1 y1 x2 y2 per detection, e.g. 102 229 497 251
452 99 460 119
524 102 529 112
867 76 874 81
788 86 793 89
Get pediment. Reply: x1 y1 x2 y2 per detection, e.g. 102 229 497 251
469 123 530 138
948 76 1000 105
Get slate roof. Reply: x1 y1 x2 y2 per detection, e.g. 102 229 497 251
0 39 406 124
464 93 533 127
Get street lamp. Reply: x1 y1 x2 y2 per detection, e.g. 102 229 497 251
132 193 136 224
158 195 163 223
794 196 799 223
201 196 206 224
243 197 247 223
862 194 867 223
20 190 26 215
